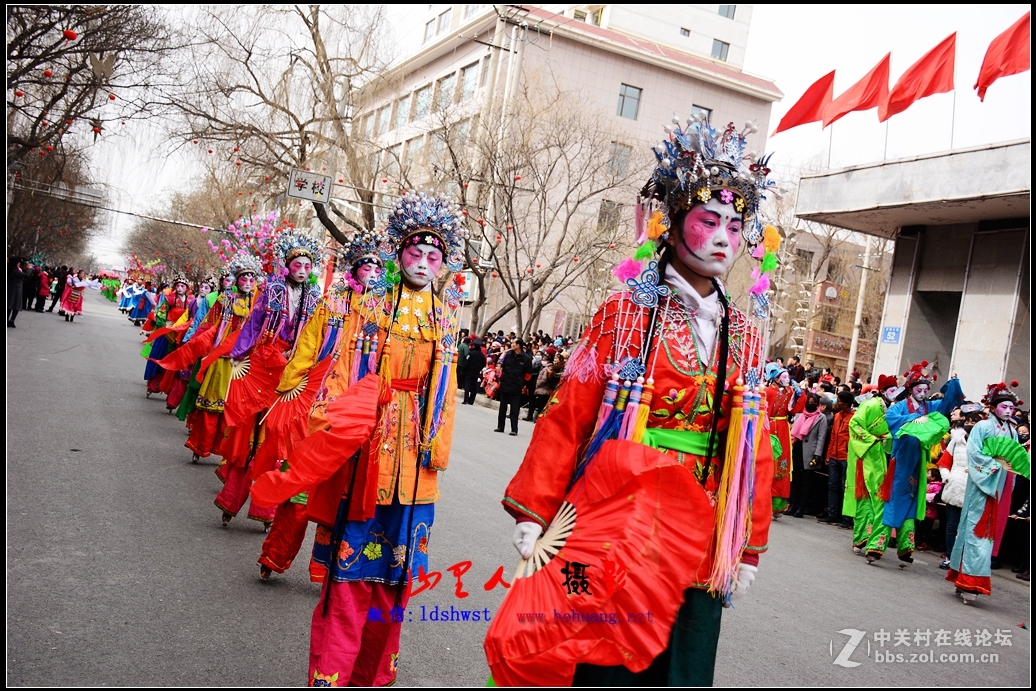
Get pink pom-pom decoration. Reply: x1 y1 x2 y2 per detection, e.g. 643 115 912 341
751 244 765 260
748 274 770 296
613 257 643 283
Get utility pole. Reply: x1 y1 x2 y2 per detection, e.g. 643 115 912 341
846 236 873 377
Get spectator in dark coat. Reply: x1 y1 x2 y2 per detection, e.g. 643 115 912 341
494 339 531 435
47 266 69 313
787 356 805 384
462 338 487 405
7 257 34 327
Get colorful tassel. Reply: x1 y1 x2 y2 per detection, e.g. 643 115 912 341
631 379 654 444
563 342 603 383
619 378 644 440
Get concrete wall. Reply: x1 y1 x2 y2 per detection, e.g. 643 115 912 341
872 235 918 378
950 228 1028 399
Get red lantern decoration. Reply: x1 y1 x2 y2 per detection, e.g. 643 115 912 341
43 69 53 77
338 178 344 183
108 94 116 100
382 178 388 183
264 176 270 181
526 268 533 273
235 161 242 166
39 150 46 156
63 29 78 41
514 174 522 181
234 147 239 152
506 224 513 230
495 234 502 242
463 182 469 188
321 167 326 171
535 263 541 268
207 149 213 154
572 256 579 262
461 209 468 216
305 167 311 171
45 145 53 151
66 119 72 125
491 272 498 278
238 191 242 195
609 243 616 249
14 90 23 97
41 121 48 127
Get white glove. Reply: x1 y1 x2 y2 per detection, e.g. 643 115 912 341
512 521 542 559
949 427 967 444
728 563 758 605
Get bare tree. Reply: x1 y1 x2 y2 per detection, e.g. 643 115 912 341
6 5 179 165
6 147 99 263
413 77 650 336
159 5 391 245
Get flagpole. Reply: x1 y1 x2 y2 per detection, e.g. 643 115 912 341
883 119 890 160
950 89 957 150
827 122 834 168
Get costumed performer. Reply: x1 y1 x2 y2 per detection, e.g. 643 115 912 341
486 116 777 686
255 230 384 581
58 269 103 322
162 275 217 411
172 269 233 422
947 381 1028 602
128 280 156 326
874 363 964 566
214 230 323 528
142 272 192 397
177 253 260 461
763 362 803 516
249 193 468 686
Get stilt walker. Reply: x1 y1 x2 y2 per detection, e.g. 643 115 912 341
255 230 384 581
484 116 778 686
250 193 468 686
214 229 323 528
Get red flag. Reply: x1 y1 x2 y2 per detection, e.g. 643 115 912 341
975 12 1031 101
771 71 835 136
822 54 890 127
879 33 956 122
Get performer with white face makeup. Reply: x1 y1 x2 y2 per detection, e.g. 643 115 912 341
215 230 323 529
142 272 192 399
249 194 468 686
252 229 385 583
948 380 1026 602
876 362 964 566
763 362 804 516
486 117 780 686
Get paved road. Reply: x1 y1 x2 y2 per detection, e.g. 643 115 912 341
7 291 1030 686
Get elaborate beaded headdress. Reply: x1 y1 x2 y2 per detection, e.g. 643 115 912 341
380 192 468 273
274 229 322 265
643 114 774 244
340 227 383 271
200 274 217 290
227 251 263 278
172 271 189 287
903 360 936 389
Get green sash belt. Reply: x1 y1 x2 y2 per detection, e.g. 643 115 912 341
641 428 719 457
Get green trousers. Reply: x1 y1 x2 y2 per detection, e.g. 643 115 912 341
572 587 723 687
859 494 915 557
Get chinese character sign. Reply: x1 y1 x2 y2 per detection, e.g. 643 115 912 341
287 168 333 203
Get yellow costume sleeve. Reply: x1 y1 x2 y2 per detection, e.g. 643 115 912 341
277 301 328 394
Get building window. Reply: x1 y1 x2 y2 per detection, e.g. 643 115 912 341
616 83 642 120
718 5 736 20
573 9 587 21
437 8 452 34
465 4 481 19
680 27 690 37
590 8 602 26
435 73 457 112
429 128 447 167
405 135 426 165
363 112 375 139
711 39 730 62
414 84 432 119
395 95 411 128
607 142 632 177
460 62 479 102
424 19 435 44
377 105 392 136
385 143 402 178
597 200 623 233
691 104 712 121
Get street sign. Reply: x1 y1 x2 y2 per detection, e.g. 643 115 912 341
286 168 333 203
881 326 901 344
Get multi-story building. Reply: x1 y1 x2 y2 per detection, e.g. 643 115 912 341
352 4 780 334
